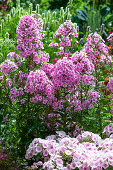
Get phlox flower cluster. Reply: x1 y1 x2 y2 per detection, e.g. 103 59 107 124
9 72 28 103
71 51 95 86
103 123 113 136
107 77 113 93
54 20 78 40
71 51 94 74
12 71 28 87
17 15 43 59
81 90 100 110
66 89 99 112
7 52 21 66
51 57 79 90
7 52 21 60
84 32 112 65
77 131 101 144
9 87 24 103
6 78 12 87
87 90 100 100
52 20 78 57
31 14 43 30
25 130 113 170
25 70 55 104
41 63 54 77
67 94 82 112
0 59 18 75
49 42 59 48
33 51 50 64
39 51 49 63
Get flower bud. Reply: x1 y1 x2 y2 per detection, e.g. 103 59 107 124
69 0 73 5
25 12 28 15
29 3 33 14
61 16 64 23
47 10 51 21
79 38 83 43
11 7 15 17
60 7 64 17
7 14 11 22
18 9 21 17
77 26 79 33
36 4 39 14
53 11 56 18
67 11 71 20
100 24 105 34
74 23 77 29
43 18 46 30
16 0 20 8
42 13 45 18
5 32 9 39
1 19 4 31
86 26 91 33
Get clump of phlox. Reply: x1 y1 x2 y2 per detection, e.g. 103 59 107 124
51 57 79 90
84 32 112 65
25 130 113 170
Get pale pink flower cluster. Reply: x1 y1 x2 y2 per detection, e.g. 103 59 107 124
25 130 113 170
84 32 111 64
77 131 101 144
107 77 113 92
103 123 113 136
25 70 55 104
0 59 18 74
17 15 43 59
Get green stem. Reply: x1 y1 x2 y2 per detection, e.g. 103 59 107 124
98 104 102 137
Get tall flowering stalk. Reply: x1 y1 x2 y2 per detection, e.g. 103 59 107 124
17 15 44 70
49 20 78 61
